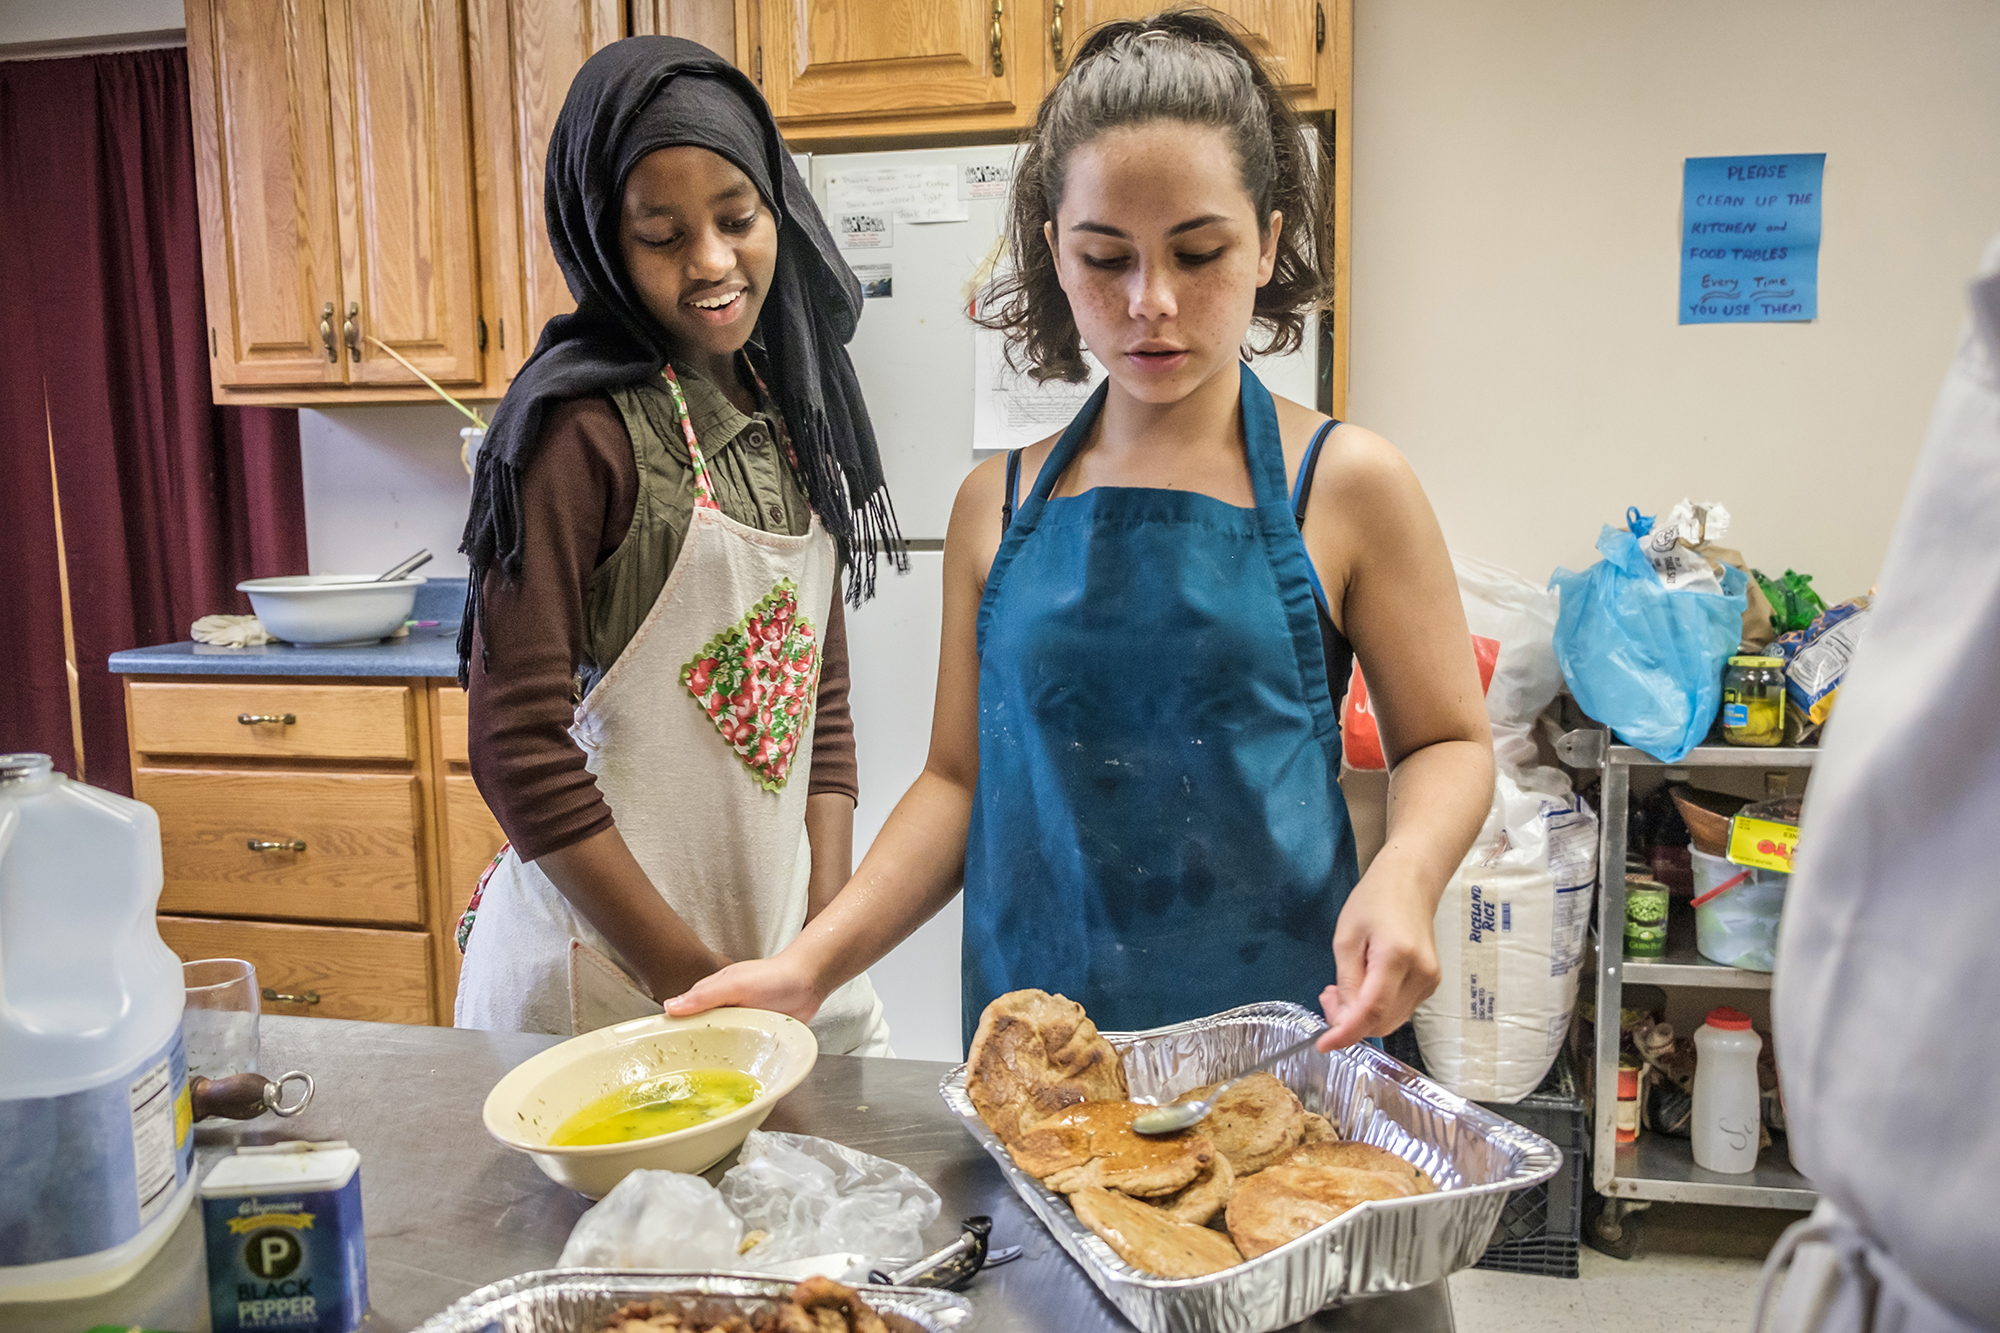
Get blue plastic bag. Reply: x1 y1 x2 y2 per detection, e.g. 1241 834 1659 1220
1549 526 1748 762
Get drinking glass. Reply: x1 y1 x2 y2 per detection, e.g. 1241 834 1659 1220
183 958 261 1079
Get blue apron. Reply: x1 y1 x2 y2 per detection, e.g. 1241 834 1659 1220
964 362 1359 1043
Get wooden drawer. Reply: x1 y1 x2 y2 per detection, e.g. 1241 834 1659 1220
139 769 426 926
439 773 506 1006
157 915 433 1024
438 685 469 765
128 681 414 760
442 774 506 913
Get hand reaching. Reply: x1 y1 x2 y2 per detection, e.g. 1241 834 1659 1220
664 954 826 1026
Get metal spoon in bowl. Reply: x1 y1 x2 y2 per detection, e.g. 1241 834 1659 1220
375 548 433 582
1130 1032 1324 1136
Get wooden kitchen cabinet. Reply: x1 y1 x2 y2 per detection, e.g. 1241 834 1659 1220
1055 0 1332 99
756 0 1044 140
188 0 483 398
468 0 626 382
431 685 507 1006
126 675 472 1024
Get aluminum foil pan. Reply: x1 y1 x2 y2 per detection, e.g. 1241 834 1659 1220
411 1269 974 1333
940 1002 1559 1333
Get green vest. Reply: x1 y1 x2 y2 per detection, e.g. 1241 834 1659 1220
583 365 813 681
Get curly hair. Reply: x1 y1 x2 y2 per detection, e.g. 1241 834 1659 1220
977 8 1334 384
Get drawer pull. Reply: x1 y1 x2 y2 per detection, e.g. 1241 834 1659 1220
238 713 297 726
247 839 307 853
261 987 321 1006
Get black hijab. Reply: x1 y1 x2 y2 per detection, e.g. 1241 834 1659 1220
458 37 902 683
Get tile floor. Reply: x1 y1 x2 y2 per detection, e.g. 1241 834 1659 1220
1449 1204 1809 1333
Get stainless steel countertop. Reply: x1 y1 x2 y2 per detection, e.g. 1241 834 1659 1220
17 1016 1454 1333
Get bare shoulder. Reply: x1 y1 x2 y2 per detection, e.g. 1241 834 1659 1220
1309 420 1427 530
948 430 1060 589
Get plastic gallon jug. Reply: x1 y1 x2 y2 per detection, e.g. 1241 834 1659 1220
0 754 194 1302
1691 1007 1763 1174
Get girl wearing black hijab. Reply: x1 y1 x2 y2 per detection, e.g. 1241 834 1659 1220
452 38 902 1053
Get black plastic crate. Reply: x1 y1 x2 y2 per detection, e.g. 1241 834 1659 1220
1382 1027 1586 1278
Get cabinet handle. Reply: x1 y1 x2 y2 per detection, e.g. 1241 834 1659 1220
261 988 321 1006
343 302 361 360
1050 0 1063 66
1316 2 1326 52
238 713 296 725
990 0 1004 76
247 839 307 853
320 302 336 362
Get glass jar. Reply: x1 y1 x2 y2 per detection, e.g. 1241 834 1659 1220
1721 655 1787 746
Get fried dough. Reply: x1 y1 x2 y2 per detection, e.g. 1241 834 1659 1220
1010 1100 1214 1197
1277 1140 1437 1193
1172 1072 1305 1174
1071 1187 1244 1278
1298 1111 1337 1145
1147 1150 1237 1227
966 990 1127 1144
1225 1162 1423 1259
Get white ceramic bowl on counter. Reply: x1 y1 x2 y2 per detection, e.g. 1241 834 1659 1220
236 574 425 646
482 1009 818 1198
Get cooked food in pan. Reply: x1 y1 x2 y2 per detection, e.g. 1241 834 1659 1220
599 1276 889 1333
965 990 1439 1277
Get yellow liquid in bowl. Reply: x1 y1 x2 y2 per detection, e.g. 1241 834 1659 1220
550 1068 762 1146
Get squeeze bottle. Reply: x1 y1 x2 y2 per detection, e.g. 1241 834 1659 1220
1691 1006 1763 1174
0 754 194 1302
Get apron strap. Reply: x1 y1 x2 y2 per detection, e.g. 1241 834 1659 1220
1288 418 1354 705
659 363 723 511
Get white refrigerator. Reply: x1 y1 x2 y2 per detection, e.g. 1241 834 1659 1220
807 144 1321 1060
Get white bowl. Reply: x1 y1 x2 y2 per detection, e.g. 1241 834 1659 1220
237 574 425 646
482 1009 818 1198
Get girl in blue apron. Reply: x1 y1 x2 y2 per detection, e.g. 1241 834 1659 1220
669 12 1495 1049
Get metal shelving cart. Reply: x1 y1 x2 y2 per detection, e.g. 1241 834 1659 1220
1555 730 1821 1254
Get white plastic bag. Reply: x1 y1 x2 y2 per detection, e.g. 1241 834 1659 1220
557 1170 745 1271
719 1131 940 1266
1414 767 1598 1102
1452 553 1563 774
556 1132 942 1281
1637 499 1732 595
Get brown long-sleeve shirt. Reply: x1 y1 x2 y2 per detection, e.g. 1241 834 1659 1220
467 385 857 863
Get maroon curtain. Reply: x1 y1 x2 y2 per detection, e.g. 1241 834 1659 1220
0 48 308 794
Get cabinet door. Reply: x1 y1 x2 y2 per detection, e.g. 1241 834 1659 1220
1061 1 1324 97
473 0 624 383
324 0 484 385
763 0 1035 127
186 0 347 388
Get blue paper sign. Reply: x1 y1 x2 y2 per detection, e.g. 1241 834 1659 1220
1680 153 1824 324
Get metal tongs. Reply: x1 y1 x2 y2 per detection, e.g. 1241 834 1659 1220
869 1216 1021 1291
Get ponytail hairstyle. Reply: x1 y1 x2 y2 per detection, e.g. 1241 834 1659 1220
978 7 1335 384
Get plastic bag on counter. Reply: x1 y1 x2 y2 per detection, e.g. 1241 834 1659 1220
558 1170 746 1271
556 1133 941 1282
1414 766 1598 1102
1549 525 1747 763
718 1131 941 1267
1340 553 1558 774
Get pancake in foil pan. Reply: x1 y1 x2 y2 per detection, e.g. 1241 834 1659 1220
941 1001 1560 1333
410 1269 973 1333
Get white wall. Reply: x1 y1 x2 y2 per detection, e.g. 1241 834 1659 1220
298 405 475 579
1350 0 2000 601
0 0 181 47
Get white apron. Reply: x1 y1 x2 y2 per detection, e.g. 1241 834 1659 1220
1755 237 2000 1333
455 369 889 1056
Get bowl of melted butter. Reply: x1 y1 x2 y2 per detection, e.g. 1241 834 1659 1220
482 1008 817 1196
